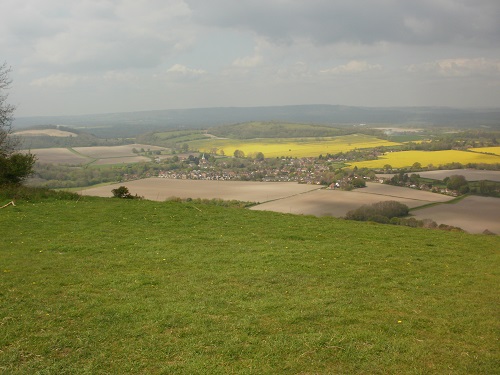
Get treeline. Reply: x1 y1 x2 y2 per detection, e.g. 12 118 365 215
403 130 499 151
208 122 385 139
386 171 500 197
31 162 166 188
136 130 206 149
345 201 464 232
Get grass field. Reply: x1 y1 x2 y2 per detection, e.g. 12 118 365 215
187 134 400 158
28 148 91 165
349 150 500 169
29 144 168 166
82 179 498 233
14 129 79 137
72 144 167 158
0 190 499 374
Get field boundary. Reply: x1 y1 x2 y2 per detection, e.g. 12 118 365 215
253 186 325 205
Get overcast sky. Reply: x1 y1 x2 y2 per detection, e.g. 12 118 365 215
3 0 500 116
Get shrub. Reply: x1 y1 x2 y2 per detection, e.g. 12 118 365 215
0 184 79 202
345 201 409 223
111 186 136 199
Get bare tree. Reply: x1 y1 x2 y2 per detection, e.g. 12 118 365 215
0 62 18 157
0 63 36 184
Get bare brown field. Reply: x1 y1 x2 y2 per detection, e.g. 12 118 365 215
250 182 453 217
91 156 150 165
416 169 500 182
15 129 78 137
411 196 500 234
361 182 453 202
28 148 90 165
250 189 430 216
80 179 498 233
73 144 167 158
80 178 322 202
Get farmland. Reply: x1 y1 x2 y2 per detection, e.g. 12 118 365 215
1 189 498 374
30 144 168 166
28 148 90 165
187 134 400 158
249 186 452 216
81 178 322 202
469 146 500 156
349 150 500 169
72 144 167 159
81 179 500 233
411 195 500 234
415 169 500 182
14 128 79 137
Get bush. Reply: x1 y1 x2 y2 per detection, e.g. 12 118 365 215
446 175 468 191
111 186 136 199
0 184 80 202
345 201 409 222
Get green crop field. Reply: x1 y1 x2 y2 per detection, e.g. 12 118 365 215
349 150 500 169
0 188 499 374
188 134 400 158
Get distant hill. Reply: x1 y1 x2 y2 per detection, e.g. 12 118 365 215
208 121 384 139
15 125 130 149
13 105 500 137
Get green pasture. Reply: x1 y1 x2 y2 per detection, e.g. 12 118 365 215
0 190 498 374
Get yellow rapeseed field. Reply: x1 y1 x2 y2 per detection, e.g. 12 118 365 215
469 146 500 156
188 134 400 158
349 150 500 169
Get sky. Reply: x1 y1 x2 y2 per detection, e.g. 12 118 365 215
2 0 500 117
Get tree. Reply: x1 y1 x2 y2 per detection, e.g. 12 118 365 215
0 63 36 184
411 162 422 170
446 175 468 192
0 153 36 184
345 201 409 223
0 63 17 157
233 149 245 158
111 186 134 199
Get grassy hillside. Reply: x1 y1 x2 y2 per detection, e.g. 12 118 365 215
17 126 131 149
1 190 499 374
208 122 353 139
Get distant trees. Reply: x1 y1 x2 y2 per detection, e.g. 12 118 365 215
233 149 245 158
444 175 469 193
345 201 409 223
0 63 36 184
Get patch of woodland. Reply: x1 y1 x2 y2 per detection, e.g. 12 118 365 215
345 200 465 232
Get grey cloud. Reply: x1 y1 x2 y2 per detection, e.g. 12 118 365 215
4 0 193 72
187 0 500 46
